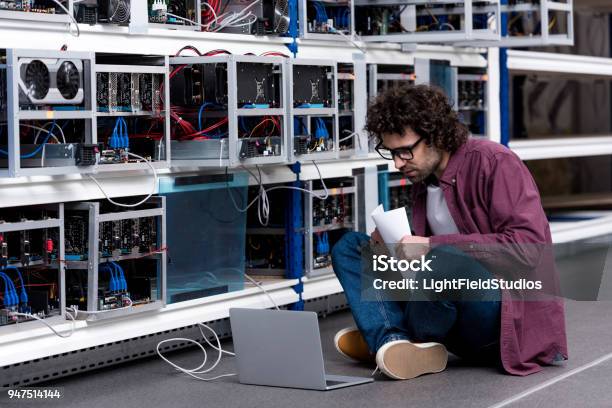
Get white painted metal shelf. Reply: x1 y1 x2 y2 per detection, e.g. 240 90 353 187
506 50 612 161
507 50 612 77
510 136 612 160
301 274 343 301
550 211 612 244
0 277 299 367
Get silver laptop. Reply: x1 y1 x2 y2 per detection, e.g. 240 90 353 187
229 308 374 391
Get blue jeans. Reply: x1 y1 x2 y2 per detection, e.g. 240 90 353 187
331 232 501 363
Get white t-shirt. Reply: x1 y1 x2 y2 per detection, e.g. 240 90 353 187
426 184 460 236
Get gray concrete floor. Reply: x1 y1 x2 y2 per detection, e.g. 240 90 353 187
8 300 611 408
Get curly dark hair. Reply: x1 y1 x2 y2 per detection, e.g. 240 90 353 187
365 84 469 153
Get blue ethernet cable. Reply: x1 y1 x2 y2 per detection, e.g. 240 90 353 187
110 261 128 292
313 1 327 24
99 263 118 292
0 272 18 307
0 121 58 158
110 119 121 149
120 117 129 149
0 273 12 307
314 118 329 139
322 232 329 254
4 265 28 304
198 102 216 132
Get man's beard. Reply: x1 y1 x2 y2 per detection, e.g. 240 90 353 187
402 150 442 183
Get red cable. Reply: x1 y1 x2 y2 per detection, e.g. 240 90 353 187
260 51 290 58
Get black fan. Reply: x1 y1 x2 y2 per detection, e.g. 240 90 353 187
273 0 289 34
57 61 81 100
24 60 50 100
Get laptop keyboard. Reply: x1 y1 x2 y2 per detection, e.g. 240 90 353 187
326 380 346 386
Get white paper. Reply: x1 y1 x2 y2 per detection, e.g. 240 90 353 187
371 204 411 244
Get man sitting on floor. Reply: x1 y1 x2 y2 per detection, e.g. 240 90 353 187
331 84 568 380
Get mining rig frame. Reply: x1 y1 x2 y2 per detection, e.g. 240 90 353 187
0 0 73 24
0 49 96 178
287 58 339 162
93 53 171 172
354 0 501 44
299 0 355 41
169 54 289 167
304 176 358 278
337 57 368 158
63 196 166 321
0 203 66 331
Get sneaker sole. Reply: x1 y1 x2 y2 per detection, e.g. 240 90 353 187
334 327 374 363
376 341 447 380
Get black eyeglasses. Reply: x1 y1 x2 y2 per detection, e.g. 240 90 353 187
375 137 425 161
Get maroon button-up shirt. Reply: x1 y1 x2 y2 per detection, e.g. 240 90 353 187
411 138 568 376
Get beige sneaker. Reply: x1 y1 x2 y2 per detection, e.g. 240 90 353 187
375 340 448 380
334 327 375 363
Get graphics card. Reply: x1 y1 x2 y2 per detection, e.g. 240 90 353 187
18 58 84 105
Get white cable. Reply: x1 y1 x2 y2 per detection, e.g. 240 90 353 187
330 28 366 53
210 0 260 31
0 123 65 144
167 8 255 31
156 269 282 381
200 1 219 28
339 130 358 143
211 13 257 32
32 122 66 144
244 274 280 311
156 323 236 381
49 0 80 37
227 162 329 227
88 152 158 208
11 307 76 338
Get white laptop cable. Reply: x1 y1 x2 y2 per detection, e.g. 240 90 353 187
156 274 280 381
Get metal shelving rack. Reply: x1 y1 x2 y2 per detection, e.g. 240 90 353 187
354 0 501 44
473 0 574 47
506 50 612 160
0 0 507 384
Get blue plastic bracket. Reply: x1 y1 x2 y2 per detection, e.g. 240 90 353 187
378 171 390 211
286 0 299 57
500 0 510 147
286 162 304 310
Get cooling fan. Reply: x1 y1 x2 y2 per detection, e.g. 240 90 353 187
107 0 131 24
272 0 289 34
18 58 84 105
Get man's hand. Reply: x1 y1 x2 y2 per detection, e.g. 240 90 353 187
370 229 390 256
371 228 383 245
397 235 430 260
